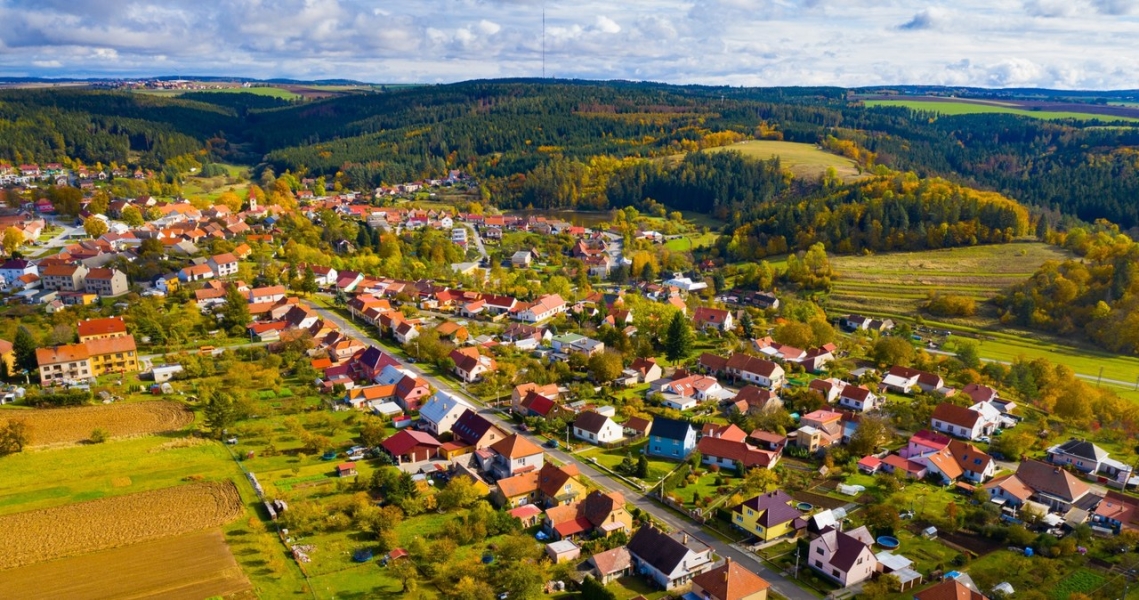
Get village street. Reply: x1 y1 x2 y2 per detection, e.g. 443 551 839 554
313 305 818 600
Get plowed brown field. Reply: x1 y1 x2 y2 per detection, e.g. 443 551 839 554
0 529 251 600
0 481 243 570
3 400 194 446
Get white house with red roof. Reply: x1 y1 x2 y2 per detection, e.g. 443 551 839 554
693 307 734 332
836 385 878 413
515 294 567 322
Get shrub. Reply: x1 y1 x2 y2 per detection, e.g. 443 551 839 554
90 428 109 443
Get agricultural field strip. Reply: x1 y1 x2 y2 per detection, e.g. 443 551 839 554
0 529 250 600
0 481 243 570
1 400 194 446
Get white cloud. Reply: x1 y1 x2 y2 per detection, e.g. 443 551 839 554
0 0 1134 88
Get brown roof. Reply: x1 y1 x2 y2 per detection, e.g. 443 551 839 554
41 264 80 277
36 343 90 365
692 560 771 600
76 317 128 338
914 579 989 600
932 403 981 428
623 416 651 433
84 335 137 356
589 546 632 576
573 411 612 434
536 463 581 498
1015 459 1091 502
211 252 238 264
489 433 543 459
84 267 118 280
725 353 780 377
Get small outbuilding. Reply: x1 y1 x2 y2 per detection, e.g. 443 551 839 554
337 462 358 478
546 539 581 564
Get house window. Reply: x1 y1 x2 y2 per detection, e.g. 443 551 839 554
856 558 863 565
815 560 822 568
832 569 841 578
815 547 823 555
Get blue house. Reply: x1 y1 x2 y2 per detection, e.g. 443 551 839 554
646 417 696 460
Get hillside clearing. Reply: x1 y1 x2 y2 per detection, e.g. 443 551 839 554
704 140 864 182
865 99 1139 122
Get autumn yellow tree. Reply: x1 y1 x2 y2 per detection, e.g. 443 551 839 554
2 227 24 255
83 217 109 238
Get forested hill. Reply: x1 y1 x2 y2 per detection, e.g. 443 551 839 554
2 80 1139 229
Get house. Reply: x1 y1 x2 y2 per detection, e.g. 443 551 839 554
808 525 877 587
84 268 129 297
732 490 806 542
344 384 397 409
794 410 844 452
986 459 1093 512
926 440 996 484
393 374 431 412
208 253 239 278
626 527 715 590
486 433 545 479
809 378 844 403
1092 490 1139 534
449 346 496 382
651 374 727 411
1047 438 1134 483
515 294 567 322
573 411 624 444
690 559 771 600
511 250 533 267
930 403 987 441
628 357 662 383
697 436 781 471
450 409 506 451
586 547 634 585
881 455 928 479
837 386 878 413
623 416 652 438
724 353 785 390
337 462 357 478
511 382 559 413
380 430 442 464
435 321 470 343
693 307 734 332
36 343 93 384
538 463 589 507
352 346 400 382
393 320 419 344
0 259 37 286
914 578 989 600
543 489 632 539
647 417 697 460
730 386 782 416
518 390 560 418
419 391 474 436
842 315 894 333
76 317 128 342
880 366 948 395
508 504 544 528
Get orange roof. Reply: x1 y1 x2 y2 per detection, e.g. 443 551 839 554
692 560 771 600
496 471 539 498
84 335 137 356
36 343 90 365
489 434 543 459
77 317 127 338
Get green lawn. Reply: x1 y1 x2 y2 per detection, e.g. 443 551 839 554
0 435 241 516
664 232 720 252
865 99 1139 122
578 441 678 482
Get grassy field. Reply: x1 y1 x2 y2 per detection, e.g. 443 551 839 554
828 242 1069 318
136 86 300 100
664 231 719 252
705 140 864 182
827 241 1139 400
865 99 1139 122
182 162 251 199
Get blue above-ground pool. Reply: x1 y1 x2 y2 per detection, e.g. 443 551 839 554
876 536 900 549
797 502 813 511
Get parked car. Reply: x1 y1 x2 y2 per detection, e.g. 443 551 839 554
544 439 558 449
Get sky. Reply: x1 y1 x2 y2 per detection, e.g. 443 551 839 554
1 0 1137 89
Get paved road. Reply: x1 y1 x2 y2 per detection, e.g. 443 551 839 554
926 348 1139 389
462 223 489 261
314 305 817 600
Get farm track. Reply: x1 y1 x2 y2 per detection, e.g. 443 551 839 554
0 481 243 570
0 529 251 600
1 400 195 446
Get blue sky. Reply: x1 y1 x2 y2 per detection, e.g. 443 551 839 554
1 0 1137 89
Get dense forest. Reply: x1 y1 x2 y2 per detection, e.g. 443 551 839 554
2 80 1138 232
997 226 1139 354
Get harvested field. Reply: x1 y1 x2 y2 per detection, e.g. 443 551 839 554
828 242 1070 320
0 481 243 570
939 530 1003 557
0 529 251 600
3 400 194 446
